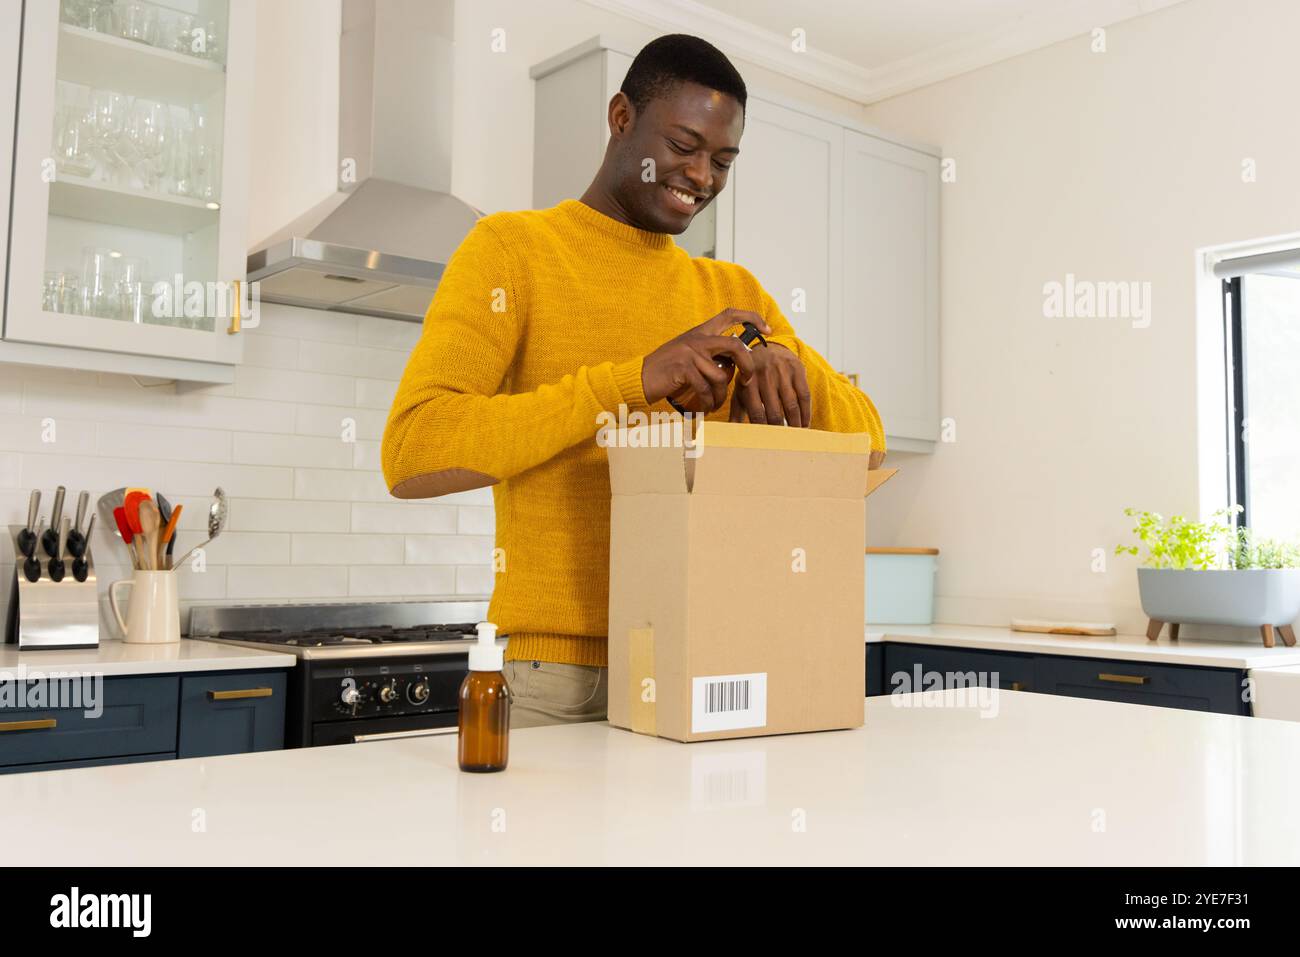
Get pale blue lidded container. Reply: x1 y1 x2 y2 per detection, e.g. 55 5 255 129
865 548 939 624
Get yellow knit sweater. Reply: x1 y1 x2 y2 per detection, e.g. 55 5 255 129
382 200 885 667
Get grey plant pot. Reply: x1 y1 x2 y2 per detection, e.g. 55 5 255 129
1137 567 1300 627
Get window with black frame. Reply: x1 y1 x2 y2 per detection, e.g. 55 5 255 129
1220 251 1300 540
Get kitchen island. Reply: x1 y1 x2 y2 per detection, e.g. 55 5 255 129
4 689 1298 865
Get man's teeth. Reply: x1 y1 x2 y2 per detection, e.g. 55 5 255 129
668 187 697 206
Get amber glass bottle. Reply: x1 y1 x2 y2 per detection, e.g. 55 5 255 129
458 623 509 772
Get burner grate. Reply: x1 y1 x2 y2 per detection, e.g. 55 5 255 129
215 624 481 647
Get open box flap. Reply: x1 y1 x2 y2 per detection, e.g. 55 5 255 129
608 421 895 499
865 467 898 497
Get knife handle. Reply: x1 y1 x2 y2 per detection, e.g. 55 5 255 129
25 489 40 533
74 490 89 534
49 486 66 529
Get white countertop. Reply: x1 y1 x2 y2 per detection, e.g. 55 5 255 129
866 623 1300 670
6 690 1299 865
0 639 294 677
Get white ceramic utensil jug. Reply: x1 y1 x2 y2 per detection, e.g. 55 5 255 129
109 570 180 644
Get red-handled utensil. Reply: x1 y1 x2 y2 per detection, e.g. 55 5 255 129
123 490 148 535
113 506 139 569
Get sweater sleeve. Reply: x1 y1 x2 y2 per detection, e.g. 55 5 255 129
381 220 651 498
754 286 887 457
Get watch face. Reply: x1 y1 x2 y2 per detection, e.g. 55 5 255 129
738 322 767 349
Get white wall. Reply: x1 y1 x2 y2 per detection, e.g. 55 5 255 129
858 0 1300 634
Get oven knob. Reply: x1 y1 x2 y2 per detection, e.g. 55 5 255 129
378 681 398 704
408 680 430 705
340 686 360 707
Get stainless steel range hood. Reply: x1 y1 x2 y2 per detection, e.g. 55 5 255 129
247 0 479 322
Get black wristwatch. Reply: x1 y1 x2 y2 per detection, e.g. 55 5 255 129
668 321 768 415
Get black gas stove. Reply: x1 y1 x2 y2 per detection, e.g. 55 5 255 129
190 601 492 749
212 623 480 648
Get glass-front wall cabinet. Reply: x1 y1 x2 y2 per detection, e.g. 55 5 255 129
4 0 252 376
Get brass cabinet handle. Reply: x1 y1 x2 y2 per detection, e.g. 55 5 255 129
1098 673 1149 685
0 718 57 733
209 687 273 701
1009 681 1026 692
844 371 860 387
227 279 241 335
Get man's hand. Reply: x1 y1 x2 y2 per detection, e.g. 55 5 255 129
729 340 811 427
642 309 766 414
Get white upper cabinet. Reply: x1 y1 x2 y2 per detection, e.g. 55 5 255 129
2 0 254 383
841 130 940 446
729 98 841 361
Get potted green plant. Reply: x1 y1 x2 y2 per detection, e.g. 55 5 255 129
1116 508 1300 647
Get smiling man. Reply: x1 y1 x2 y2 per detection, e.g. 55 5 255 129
382 35 885 727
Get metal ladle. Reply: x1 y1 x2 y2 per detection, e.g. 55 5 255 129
174 487 227 570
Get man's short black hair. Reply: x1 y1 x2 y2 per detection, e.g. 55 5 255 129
620 34 747 114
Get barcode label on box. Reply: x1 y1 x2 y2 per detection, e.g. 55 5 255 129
691 673 767 734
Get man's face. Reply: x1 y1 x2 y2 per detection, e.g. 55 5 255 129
610 81 744 234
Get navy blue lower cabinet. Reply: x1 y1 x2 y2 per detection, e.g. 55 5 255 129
1033 655 1249 716
178 670 286 759
0 675 179 768
1 751 176 775
866 644 886 696
883 643 1035 695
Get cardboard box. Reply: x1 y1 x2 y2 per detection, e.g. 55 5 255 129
606 420 895 742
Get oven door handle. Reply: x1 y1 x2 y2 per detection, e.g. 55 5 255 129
352 726 458 743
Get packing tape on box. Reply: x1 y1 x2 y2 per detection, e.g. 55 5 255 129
628 626 657 736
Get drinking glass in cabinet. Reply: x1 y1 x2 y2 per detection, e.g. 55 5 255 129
88 88 129 181
42 272 82 314
60 0 118 33
135 100 174 191
80 247 119 318
53 92 97 178
180 105 217 200
117 257 151 323
117 1 158 45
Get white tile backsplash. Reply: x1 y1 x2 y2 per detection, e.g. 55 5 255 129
235 364 355 406
22 379 297 434
355 377 398 410
234 431 353 469
291 532 404 565
0 415 98 454
349 565 456 597
226 498 352 533
0 453 19 489
99 421 234 464
351 501 458 534
0 380 21 413
456 565 496 595
357 315 422 351
457 506 494 535
293 466 390 502
0 304 495 632
404 534 494 565
294 404 388 441
228 565 351 600
300 340 408 380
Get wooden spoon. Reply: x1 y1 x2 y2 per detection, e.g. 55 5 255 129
136 499 161 571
